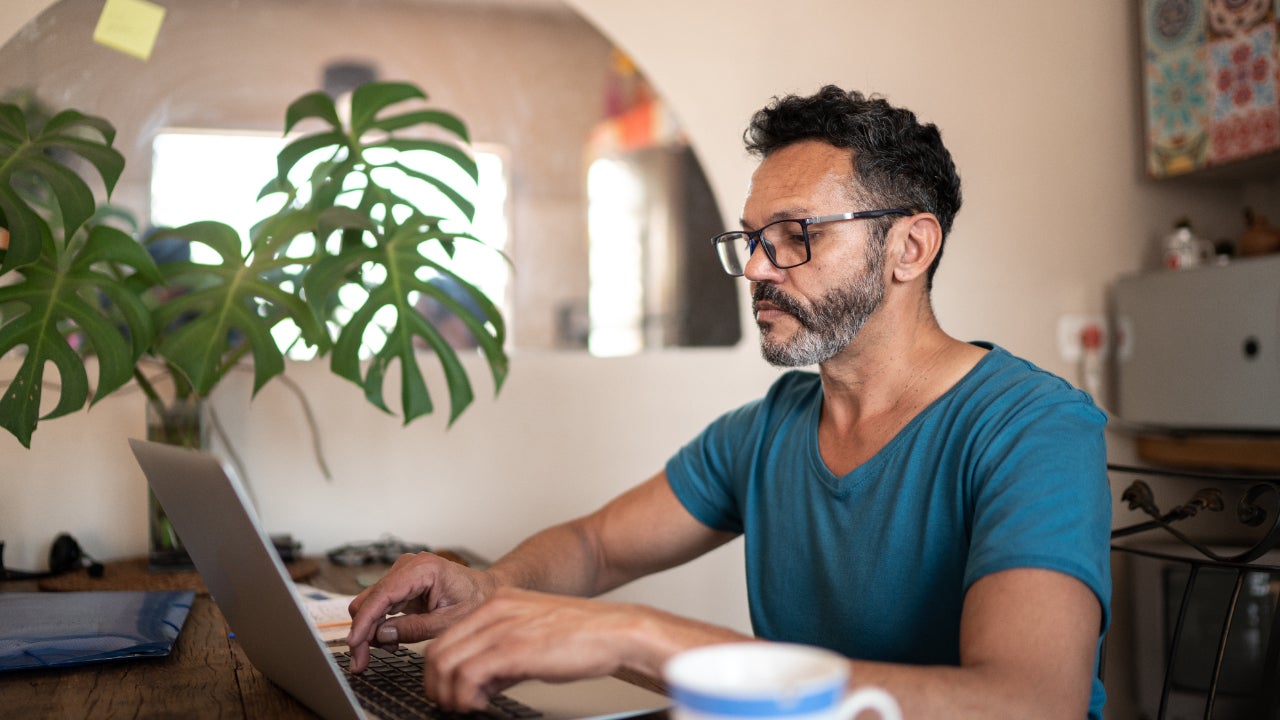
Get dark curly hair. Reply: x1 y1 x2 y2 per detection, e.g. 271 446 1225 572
744 86 962 287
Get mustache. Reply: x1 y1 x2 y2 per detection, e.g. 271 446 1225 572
752 284 813 329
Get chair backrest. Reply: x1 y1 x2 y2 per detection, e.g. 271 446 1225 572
1108 463 1280 719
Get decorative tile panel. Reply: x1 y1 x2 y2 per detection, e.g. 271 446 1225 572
1143 0 1280 176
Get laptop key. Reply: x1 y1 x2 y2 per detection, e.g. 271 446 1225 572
333 648 542 720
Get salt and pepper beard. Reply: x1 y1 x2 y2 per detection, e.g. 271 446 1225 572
751 241 886 367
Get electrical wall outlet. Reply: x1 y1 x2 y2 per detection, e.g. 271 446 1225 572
1057 314 1109 363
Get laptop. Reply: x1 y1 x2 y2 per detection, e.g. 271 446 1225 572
128 438 670 720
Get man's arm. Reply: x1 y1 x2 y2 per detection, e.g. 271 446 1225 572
420 567 1101 717
421 587 752 710
849 567 1102 720
486 470 738 596
346 471 735 671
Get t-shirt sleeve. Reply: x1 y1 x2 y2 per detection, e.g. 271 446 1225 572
666 371 820 533
963 389 1112 628
665 401 760 534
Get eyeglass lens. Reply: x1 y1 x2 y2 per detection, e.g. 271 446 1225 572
714 220 809 276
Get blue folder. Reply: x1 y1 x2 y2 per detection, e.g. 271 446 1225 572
0 590 195 671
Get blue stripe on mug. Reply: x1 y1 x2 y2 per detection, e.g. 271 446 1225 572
669 683 843 717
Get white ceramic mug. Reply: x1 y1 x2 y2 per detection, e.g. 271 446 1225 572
663 642 901 720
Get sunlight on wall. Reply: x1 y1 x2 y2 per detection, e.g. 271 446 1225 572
586 156 645 356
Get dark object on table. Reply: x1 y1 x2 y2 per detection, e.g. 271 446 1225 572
0 590 195 672
0 533 103 580
326 537 433 566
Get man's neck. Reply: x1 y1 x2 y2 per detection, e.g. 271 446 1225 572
811 303 985 475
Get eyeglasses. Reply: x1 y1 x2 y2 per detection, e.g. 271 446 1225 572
710 209 911 276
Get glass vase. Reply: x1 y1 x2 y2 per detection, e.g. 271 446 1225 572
145 396 206 570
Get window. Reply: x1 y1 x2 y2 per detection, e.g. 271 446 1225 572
150 129 510 358
586 157 645 357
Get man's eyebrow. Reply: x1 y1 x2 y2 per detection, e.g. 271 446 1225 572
740 208 813 231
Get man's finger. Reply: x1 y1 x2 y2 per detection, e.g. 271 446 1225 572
376 610 457 645
425 635 525 711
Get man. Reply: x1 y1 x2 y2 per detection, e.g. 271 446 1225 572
347 86 1111 720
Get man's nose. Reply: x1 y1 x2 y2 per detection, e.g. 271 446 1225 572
742 242 783 282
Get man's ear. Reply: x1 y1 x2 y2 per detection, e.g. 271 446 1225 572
890 213 943 283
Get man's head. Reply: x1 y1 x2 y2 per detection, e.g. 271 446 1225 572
743 85 962 288
732 87 961 367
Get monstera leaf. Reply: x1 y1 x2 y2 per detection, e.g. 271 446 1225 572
302 210 508 425
0 224 159 447
279 81 478 221
268 81 505 423
0 104 125 276
146 220 328 397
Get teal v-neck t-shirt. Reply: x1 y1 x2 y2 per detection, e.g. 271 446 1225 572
666 343 1111 719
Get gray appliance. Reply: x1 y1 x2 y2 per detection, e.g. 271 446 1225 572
1111 255 1280 432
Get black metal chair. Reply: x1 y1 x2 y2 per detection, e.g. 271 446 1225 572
1108 463 1280 719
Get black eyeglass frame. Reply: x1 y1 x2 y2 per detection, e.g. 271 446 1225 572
710 208 912 276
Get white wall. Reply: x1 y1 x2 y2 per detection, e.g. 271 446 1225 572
0 3 1239 702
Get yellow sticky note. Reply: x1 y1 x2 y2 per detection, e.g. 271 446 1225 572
93 0 167 61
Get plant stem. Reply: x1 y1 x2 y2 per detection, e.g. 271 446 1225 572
133 366 168 424
276 372 333 480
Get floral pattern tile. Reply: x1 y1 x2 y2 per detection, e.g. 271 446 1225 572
1208 24 1276 117
1147 0 1206 52
1207 24 1280 161
1206 0 1270 37
1147 49 1211 175
1210 106 1280 161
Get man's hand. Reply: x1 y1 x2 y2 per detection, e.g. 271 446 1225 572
421 587 748 712
421 588 646 710
346 552 497 673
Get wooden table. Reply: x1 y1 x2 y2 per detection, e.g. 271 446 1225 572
1 556 665 718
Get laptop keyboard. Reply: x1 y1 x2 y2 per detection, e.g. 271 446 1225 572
333 647 542 720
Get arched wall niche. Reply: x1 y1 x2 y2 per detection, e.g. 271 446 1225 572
0 0 740 353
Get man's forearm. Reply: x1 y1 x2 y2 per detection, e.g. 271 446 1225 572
483 472 733 598
846 659 1088 720
485 518 609 597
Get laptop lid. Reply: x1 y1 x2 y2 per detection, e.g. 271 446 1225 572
128 438 668 720
130 438 366 719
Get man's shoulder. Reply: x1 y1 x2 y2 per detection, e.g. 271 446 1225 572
707 370 820 432
970 343 1083 394
959 343 1107 425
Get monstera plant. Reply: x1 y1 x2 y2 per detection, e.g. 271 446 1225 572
0 81 509 451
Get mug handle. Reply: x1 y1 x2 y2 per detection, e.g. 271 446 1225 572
839 686 902 720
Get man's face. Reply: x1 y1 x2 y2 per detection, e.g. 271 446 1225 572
741 141 887 367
